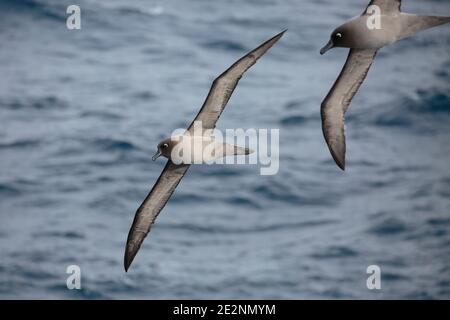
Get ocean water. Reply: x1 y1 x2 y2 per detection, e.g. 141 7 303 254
0 0 449 299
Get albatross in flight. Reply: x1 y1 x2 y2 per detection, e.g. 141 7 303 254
320 0 450 170
124 30 286 271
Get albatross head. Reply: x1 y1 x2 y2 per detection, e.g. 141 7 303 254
320 30 342 54
152 138 175 161
321 23 356 55
321 18 374 55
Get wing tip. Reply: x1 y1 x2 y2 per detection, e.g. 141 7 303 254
328 144 346 171
274 29 288 40
322 121 347 171
124 230 146 272
334 154 346 171
264 29 287 46
124 244 136 272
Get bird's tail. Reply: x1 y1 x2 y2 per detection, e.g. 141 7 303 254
233 145 254 156
398 14 450 41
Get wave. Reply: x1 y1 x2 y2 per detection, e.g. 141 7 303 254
0 96 67 110
114 5 164 17
280 115 308 126
251 181 338 207
0 139 40 149
90 138 139 152
310 246 359 259
201 40 247 52
79 111 123 121
0 184 21 197
156 218 337 235
33 231 85 239
410 89 450 114
0 0 65 20
368 217 409 236
368 89 450 129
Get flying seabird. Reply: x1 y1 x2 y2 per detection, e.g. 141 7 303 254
124 30 286 271
320 0 450 170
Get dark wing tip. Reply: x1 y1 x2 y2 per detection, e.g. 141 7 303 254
255 29 287 51
329 146 346 171
274 29 287 40
321 105 347 171
323 132 346 171
262 29 287 48
124 259 130 273
124 243 136 272
124 231 147 272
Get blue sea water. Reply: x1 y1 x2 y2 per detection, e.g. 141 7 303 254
0 0 449 299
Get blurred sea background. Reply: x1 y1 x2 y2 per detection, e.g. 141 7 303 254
0 0 449 299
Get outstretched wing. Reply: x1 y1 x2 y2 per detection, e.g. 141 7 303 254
363 0 401 15
187 30 286 133
124 31 286 271
124 161 189 271
321 48 377 170
398 15 450 41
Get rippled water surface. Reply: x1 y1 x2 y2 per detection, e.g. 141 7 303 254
0 0 450 299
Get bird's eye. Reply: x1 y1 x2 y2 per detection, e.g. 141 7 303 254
336 33 342 38
162 143 169 148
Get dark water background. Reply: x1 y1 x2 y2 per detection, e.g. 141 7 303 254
0 0 449 299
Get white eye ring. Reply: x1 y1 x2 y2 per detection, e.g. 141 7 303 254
336 33 342 38
163 143 169 148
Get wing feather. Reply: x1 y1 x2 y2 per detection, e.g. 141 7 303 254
321 49 377 170
187 30 286 133
363 0 401 15
124 161 189 271
124 31 286 271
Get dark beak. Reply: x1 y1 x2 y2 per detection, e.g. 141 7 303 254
152 150 161 161
320 39 334 55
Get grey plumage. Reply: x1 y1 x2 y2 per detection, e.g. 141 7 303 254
124 31 285 271
124 161 189 271
364 0 401 15
187 30 286 133
321 49 377 170
398 14 450 41
320 0 450 170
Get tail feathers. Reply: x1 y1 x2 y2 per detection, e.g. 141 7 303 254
233 145 254 156
399 14 450 40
